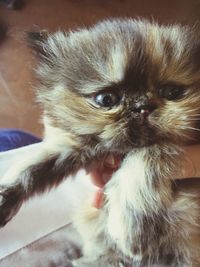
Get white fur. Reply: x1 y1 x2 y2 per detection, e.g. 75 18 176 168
108 45 127 83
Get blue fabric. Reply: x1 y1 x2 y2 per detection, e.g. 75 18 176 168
0 129 41 152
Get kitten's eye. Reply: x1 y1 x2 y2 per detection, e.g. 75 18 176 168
158 84 185 100
94 92 121 108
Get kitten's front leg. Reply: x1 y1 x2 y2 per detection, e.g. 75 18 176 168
105 145 181 258
0 140 78 227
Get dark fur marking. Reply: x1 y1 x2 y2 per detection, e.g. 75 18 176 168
20 152 84 197
0 183 24 226
27 30 49 59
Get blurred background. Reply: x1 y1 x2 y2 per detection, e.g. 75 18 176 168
0 0 199 138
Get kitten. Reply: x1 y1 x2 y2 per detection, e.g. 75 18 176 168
0 19 200 266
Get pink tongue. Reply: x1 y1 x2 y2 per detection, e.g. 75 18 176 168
92 188 104 209
90 154 121 209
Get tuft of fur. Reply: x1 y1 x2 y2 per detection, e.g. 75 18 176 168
0 19 200 266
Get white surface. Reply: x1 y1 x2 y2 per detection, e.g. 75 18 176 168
0 145 94 259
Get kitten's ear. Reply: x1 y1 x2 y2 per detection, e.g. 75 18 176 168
27 30 49 59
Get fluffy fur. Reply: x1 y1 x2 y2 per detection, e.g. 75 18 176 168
0 19 200 266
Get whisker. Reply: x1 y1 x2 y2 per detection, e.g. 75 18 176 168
175 131 198 142
182 126 200 132
187 114 200 117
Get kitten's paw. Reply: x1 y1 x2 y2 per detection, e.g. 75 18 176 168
73 257 126 267
0 185 24 227
64 242 82 261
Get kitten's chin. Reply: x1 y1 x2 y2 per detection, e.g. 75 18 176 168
127 123 159 148
131 138 156 148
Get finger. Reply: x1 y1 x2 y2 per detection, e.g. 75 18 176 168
175 145 200 179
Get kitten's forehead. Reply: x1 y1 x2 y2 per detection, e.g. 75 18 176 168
38 19 200 94
62 20 147 93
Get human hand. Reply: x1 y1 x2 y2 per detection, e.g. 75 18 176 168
88 146 200 208
175 145 200 179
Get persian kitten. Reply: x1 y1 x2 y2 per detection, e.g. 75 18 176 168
0 19 200 266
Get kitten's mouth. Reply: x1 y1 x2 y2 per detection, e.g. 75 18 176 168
87 154 122 209
89 154 122 187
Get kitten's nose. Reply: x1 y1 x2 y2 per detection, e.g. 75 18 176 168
132 104 157 117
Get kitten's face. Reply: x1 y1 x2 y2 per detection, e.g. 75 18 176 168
29 19 200 155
